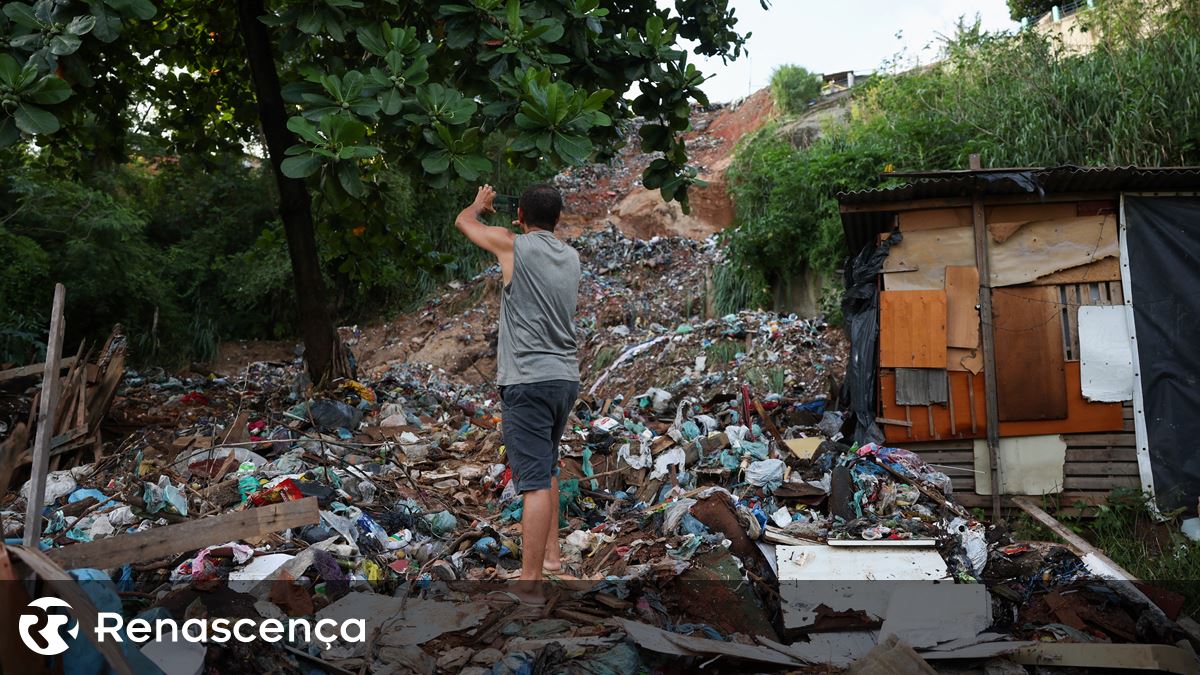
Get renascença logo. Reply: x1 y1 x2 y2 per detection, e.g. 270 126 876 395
17 596 366 652
19 597 78 655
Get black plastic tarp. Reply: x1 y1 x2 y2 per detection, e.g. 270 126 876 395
1125 196 1200 511
840 232 901 446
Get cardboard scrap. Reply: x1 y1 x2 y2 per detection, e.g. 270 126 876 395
783 437 823 460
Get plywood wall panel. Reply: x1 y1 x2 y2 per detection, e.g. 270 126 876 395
879 290 948 369
944 266 980 348
992 286 1068 421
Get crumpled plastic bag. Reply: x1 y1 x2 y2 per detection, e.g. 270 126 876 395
746 459 784 492
949 517 988 576
20 469 77 505
661 498 698 534
142 475 188 516
649 446 686 481
618 438 653 470
308 399 363 432
171 542 254 582
636 387 673 413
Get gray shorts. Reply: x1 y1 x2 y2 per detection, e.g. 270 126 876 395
500 380 579 493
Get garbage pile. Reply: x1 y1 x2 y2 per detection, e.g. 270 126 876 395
4 344 1196 673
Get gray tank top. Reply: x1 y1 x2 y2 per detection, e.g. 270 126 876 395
497 229 580 385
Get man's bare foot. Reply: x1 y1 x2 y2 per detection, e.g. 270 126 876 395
511 578 547 605
542 560 563 573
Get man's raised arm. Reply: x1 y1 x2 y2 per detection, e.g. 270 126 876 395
455 184 516 258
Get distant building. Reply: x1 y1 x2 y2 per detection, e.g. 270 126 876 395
821 71 871 97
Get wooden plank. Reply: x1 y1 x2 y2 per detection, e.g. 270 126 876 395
1066 448 1138 462
1007 642 1199 674
1064 285 1079 359
46 497 320 570
944 266 980 348
1063 475 1140 490
24 284 65 548
917 451 975 463
879 290 947 368
1028 257 1122 286
1011 496 1137 580
896 207 972 231
1064 432 1137 447
993 285 1068 422
903 439 975 451
0 356 77 384
972 160 1003 522
1064 462 1141 476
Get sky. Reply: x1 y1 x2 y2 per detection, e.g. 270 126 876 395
683 1 1020 103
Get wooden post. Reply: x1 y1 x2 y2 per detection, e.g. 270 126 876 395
24 283 66 547
969 155 1004 522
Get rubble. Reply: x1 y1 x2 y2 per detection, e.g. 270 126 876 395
2 229 1195 674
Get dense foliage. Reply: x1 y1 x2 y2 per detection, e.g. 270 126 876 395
768 64 821 115
721 0 1200 313
0 153 537 365
0 0 756 373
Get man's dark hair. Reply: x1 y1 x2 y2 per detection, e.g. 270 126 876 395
519 184 563 230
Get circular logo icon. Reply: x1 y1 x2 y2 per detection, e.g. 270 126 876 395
18 597 78 656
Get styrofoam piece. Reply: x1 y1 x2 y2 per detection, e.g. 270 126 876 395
1079 305 1134 402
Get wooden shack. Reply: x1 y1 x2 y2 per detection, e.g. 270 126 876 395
836 165 1200 513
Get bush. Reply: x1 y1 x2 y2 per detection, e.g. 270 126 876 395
769 65 823 114
723 1 1200 308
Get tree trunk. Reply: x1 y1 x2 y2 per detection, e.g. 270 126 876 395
235 0 345 384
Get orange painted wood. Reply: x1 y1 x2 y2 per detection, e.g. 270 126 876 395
880 363 1124 444
879 290 948 369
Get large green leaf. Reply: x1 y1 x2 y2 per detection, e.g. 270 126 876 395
49 34 83 56
286 116 324 144
24 74 70 104
66 14 96 35
3 3 41 29
280 154 322 178
13 102 58 134
0 54 21 84
421 151 450 174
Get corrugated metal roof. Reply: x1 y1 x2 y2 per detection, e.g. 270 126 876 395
837 165 1200 252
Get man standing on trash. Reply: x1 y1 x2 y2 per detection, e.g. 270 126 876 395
455 183 580 604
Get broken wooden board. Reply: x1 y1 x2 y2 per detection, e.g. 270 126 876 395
947 347 983 373
1010 496 1136 581
0 356 79 384
46 497 320 570
879 291 947 369
4 544 136 675
1028 256 1122 285
992 285 1068 422
973 434 1067 496
943 266 980 348
884 215 1118 290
